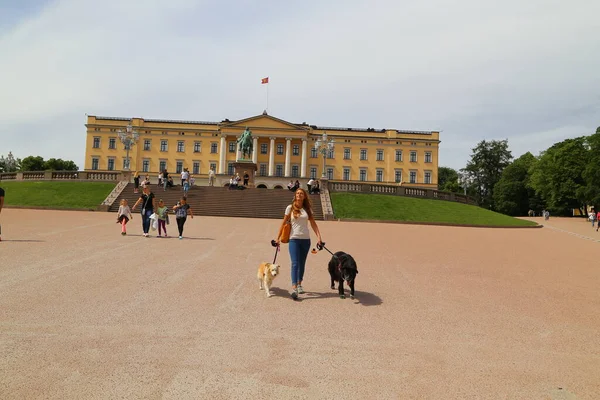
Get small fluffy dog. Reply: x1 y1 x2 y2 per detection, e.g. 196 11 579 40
257 262 280 297
328 251 358 299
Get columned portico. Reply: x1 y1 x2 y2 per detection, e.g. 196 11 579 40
252 136 258 164
301 138 308 178
218 134 226 174
284 138 292 177
268 137 276 176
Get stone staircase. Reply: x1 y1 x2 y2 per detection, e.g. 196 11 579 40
108 184 325 220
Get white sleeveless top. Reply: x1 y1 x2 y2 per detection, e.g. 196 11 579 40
285 205 310 240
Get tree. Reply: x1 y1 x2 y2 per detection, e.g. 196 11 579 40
0 151 21 172
20 156 45 171
44 158 78 171
462 139 513 209
438 166 459 192
529 137 588 215
581 132 600 208
493 152 541 216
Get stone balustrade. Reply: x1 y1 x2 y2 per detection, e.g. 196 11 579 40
0 170 125 182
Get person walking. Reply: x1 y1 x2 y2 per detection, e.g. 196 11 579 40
156 199 169 237
0 185 4 241
275 188 323 300
173 197 194 239
131 186 156 237
116 199 133 236
133 171 140 193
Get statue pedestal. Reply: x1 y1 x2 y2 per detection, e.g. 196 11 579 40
233 161 258 187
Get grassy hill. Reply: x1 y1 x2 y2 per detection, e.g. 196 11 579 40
330 193 537 227
0 181 115 209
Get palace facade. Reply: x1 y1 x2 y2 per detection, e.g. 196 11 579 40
84 112 440 187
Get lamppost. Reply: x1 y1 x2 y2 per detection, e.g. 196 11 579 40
314 131 335 179
117 123 139 171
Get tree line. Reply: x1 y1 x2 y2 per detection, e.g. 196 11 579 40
0 152 78 173
438 126 600 217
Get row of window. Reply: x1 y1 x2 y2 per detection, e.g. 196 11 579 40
90 157 432 184
92 137 432 162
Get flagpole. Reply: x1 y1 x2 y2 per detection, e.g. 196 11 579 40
266 83 269 113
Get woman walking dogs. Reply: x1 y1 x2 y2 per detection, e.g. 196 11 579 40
275 188 323 300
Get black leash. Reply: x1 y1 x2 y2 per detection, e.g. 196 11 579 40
270 240 280 264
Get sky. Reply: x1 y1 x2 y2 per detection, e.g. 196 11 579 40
1 0 599 171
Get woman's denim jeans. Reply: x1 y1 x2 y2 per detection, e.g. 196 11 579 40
289 238 311 286
141 209 152 233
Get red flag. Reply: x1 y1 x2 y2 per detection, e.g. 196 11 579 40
261 77 269 84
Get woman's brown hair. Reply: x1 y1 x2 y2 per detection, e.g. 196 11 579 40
291 188 313 219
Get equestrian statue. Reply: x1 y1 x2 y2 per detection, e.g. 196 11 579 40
237 127 254 160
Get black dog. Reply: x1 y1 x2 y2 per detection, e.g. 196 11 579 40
328 251 358 299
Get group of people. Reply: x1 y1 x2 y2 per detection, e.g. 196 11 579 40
288 178 320 195
229 171 250 190
117 185 194 239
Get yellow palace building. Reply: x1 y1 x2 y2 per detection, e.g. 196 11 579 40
84 112 440 188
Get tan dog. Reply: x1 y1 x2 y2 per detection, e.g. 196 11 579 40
257 262 280 297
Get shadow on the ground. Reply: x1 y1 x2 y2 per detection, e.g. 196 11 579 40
1 239 46 243
125 234 215 240
269 287 382 306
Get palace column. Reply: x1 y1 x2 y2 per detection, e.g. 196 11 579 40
252 136 258 164
284 138 292 177
268 137 276 176
219 133 226 174
300 138 308 178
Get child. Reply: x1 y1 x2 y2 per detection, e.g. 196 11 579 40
183 178 190 197
116 199 133 235
156 199 168 237
173 196 194 239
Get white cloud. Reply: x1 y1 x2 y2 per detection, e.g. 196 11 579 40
1 0 599 171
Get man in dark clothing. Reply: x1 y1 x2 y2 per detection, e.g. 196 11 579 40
0 186 4 241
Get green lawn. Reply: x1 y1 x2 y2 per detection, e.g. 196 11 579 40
0 181 116 209
330 193 537 227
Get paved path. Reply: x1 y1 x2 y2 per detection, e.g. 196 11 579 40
0 210 598 399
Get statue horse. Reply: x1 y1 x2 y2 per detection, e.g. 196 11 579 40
237 128 253 160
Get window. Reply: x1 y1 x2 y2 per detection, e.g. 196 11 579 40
144 140 151 151
410 151 417 162
93 137 100 148
410 171 417 183
261 143 268 154
343 168 350 181
276 164 283 177
109 138 116 149
159 161 166 172
229 142 236 153
228 163 234 175
142 159 150 172
259 164 267 176
327 168 333 180
210 143 218 153
327 149 334 159
425 171 432 184
160 140 168 152
194 142 201 153
277 144 284 155
91 158 99 170
177 141 185 152
376 149 384 161
176 161 183 173
359 169 367 181
311 148 317 158
107 158 115 171
344 148 351 160
293 145 299 156
395 150 403 162
193 162 200 174
395 170 402 183
292 165 299 177
310 167 317 179
360 149 367 160
209 162 217 172
425 152 432 163
376 169 383 182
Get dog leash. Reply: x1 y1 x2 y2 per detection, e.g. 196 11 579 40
270 240 280 264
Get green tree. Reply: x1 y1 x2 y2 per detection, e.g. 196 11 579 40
463 139 513 209
44 158 78 171
20 156 45 171
493 152 540 216
438 166 459 192
581 132 600 208
529 137 588 215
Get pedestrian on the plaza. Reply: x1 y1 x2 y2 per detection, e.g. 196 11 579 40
116 199 133 236
0 185 5 242
131 185 156 237
275 188 323 300
156 199 168 237
173 196 193 239
133 171 140 193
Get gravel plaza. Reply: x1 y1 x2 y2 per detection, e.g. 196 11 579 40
0 209 599 399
